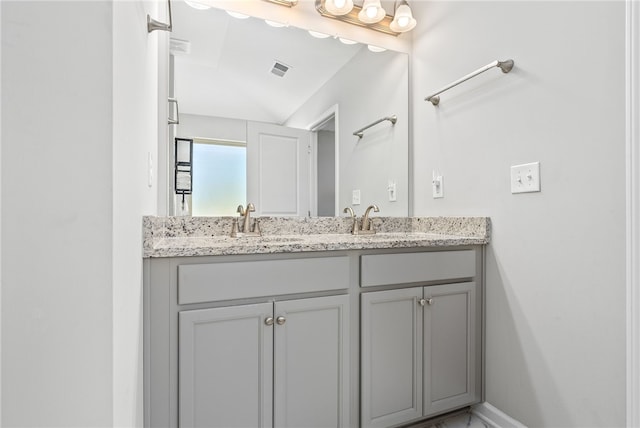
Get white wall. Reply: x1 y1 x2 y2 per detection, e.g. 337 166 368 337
287 48 409 216
1 1 159 426
113 0 160 426
1 1 114 426
411 1 626 426
177 114 246 142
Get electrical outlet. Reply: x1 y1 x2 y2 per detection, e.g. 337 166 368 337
352 189 361 205
511 162 540 194
432 171 444 198
388 180 397 202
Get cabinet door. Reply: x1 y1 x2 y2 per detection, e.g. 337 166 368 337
179 303 274 428
273 295 350 428
361 287 423 428
423 282 478 416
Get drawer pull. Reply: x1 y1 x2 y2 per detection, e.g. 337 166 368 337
276 316 286 325
265 317 274 326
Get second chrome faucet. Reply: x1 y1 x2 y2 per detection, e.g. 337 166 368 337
344 204 379 235
231 203 261 237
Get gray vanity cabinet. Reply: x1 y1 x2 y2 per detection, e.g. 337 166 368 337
360 282 480 428
179 295 350 428
179 303 274 428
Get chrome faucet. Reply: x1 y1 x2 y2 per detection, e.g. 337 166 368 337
231 203 261 237
343 206 358 235
360 204 379 235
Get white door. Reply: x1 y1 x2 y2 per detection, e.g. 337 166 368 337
247 122 311 217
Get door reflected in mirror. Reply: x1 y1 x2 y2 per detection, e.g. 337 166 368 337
169 0 409 217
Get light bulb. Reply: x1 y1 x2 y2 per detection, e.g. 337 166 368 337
226 10 249 19
324 0 353 16
265 20 287 27
367 45 387 52
184 0 211 10
358 0 385 24
390 3 416 32
308 30 331 38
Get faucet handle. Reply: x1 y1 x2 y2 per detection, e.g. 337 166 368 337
237 205 245 216
230 218 239 237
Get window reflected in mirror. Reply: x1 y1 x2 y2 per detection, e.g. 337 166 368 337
191 139 247 216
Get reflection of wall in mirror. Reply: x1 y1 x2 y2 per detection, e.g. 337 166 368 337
175 49 409 218
286 48 409 217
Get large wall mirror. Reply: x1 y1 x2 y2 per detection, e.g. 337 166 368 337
169 0 409 218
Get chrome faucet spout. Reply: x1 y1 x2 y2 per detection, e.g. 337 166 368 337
361 204 379 233
243 203 255 233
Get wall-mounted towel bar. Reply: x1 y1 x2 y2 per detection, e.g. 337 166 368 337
353 115 397 139
148 0 173 33
424 59 514 106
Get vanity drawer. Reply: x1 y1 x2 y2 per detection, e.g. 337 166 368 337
178 256 350 304
360 250 476 287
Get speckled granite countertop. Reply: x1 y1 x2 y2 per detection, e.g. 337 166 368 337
143 216 491 258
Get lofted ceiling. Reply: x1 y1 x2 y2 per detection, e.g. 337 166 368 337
171 0 367 125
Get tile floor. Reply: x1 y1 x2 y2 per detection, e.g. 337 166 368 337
428 411 493 428
408 409 495 428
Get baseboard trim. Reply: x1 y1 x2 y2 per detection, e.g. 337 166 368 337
471 402 527 428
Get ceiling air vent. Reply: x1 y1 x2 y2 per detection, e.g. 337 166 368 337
270 61 291 77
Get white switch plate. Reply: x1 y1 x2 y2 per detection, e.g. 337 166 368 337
352 189 361 205
388 180 397 202
432 172 444 198
148 152 153 188
511 162 540 194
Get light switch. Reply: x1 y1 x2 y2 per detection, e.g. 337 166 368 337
432 171 444 198
352 189 361 205
388 180 397 202
510 162 540 194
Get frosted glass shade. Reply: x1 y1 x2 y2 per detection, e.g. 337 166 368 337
358 0 385 24
390 3 417 32
324 0 354 16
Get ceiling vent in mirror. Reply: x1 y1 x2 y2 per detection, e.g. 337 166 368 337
270 61 291 77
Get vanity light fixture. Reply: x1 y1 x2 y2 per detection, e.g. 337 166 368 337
315 0 417 36
263 0 298 7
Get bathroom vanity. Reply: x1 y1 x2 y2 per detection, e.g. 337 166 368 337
143 216 489 428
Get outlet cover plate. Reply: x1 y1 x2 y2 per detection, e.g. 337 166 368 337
511 162 540 194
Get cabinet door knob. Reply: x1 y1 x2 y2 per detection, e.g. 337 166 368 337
426 298 434 305
265 317 274 326
418 298 426 306
276 316 286 325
